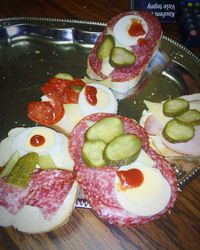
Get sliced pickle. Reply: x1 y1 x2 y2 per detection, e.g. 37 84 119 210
70 85 84 93
0 151 20 178
176 109 200 126
162 119 194 143
82 140 106 168
96 35 115 59
104 134 142 166
109 47 136 68
6 152 38 189
85 117 124 143
163 98 189 117
38 154 57 169
54 72 73 80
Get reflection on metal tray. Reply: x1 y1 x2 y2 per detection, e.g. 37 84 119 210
0 18 200 207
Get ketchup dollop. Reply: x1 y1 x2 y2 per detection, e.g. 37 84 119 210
128 19 146 37
85 85 97 105
0 166 4 174
30 134 45 147
137 38 148 46
117 168 144 189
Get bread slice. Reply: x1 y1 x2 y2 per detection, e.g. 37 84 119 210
51 103 84 136
0 180 78 233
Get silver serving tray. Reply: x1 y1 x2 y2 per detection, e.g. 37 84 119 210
0 17 200 208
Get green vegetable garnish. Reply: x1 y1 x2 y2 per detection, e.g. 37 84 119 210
6 152 39 189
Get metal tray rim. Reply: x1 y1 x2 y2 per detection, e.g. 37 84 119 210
1 16 199 62
0 17 200 207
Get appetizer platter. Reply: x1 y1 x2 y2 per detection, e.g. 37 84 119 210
0 12 200 233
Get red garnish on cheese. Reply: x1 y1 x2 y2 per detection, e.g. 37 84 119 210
30 135 45 147
137 38 148 46
128 19 146 37
117 168 144 190
0 167 4 174
85 85 97 105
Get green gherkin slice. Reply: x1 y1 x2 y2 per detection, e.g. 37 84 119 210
6 152 39 189
176 109 200 126
104 134 142 166
54 72 73 80
70 85 84 93
82 140 106 168
0 151 20 178
109 47 136 68
162 119 194 143
85 117 124 143
163 98 189 117
96 35 115 59
38 154 57 169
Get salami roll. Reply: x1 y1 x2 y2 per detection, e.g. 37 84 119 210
87 11 162 93
69 113 178 226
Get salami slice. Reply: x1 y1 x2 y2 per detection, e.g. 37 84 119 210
28 95 64 126
87 11 162 89
0 178 31 215
69 113 178 226
25 169 75 219
0 169 76 220
28 77 86 126
41 78 85 104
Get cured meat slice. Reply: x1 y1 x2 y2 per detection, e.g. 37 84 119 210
27 77 85 126
69 113 178 226
144 114 200 156
25 169 76 219
28 96 65 126
0 178 30 215
41 78 85 104
0 169 76 220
